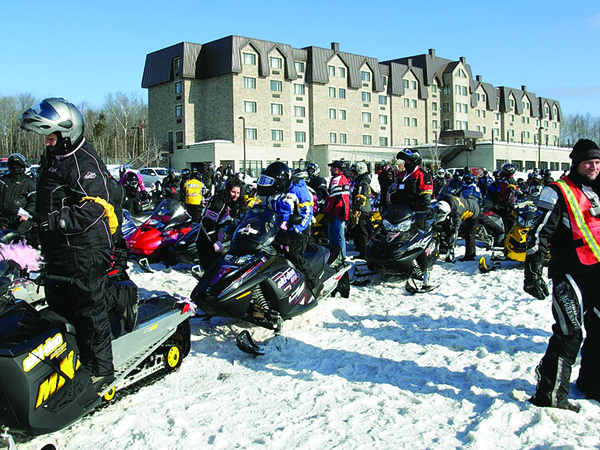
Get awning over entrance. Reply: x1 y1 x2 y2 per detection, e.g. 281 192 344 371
440 130 484 140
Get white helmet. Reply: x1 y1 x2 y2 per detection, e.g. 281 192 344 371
434 200 451 224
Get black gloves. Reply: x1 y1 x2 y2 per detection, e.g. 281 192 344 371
524 260 549 300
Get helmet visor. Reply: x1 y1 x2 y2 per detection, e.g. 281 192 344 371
31 101 61 121
257 174 276 187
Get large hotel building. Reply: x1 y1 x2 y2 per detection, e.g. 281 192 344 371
142 35 570 175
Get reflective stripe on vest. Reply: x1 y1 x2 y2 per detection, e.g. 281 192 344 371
554 178 600 265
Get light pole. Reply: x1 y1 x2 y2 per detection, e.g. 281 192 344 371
238 116 246 174
537 126 544 170
131 126 141 161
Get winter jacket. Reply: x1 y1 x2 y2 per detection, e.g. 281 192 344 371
182 178 204 205
201 190 245 238
351 173 372 213
307 175 328 203
266 179 314 234
163 176 181 200
0 172 36 229
323 173 350 221
35 141 114 256
488 178 516 208
387 166 433 213
526 172 600 278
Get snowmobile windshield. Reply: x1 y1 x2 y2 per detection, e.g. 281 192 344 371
145 198 190 228
230 205 280 255
383 217 413 233
516 204 541 228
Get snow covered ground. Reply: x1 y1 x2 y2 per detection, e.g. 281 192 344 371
14 244 600 450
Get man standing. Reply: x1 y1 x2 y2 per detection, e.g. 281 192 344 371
182 168 204 222
20 98 124 386
323 160 350 259
0 153 36 235
525 139 600 412
349 162 373 260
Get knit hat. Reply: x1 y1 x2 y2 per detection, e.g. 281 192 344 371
570 139 600 165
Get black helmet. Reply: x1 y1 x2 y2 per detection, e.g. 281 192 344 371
500 163 517 177
257 161 290 196
181 168 191 181
462 173 475 184
20 98 85 154
125 171 139 188
305 162 320 177
191 168 200 180
396 148 422 170
7 153 26 175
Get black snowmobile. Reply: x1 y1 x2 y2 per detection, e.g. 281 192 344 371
364 204 439 294
0 260 193 444
191 205 350 355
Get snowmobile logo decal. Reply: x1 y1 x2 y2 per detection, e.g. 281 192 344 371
273 267 300 291
23 332 66 372
35 350 81 408
83 171 97 180
239 224 258 235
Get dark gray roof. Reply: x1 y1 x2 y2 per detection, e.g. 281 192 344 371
471 77 498 110
142 42 202 88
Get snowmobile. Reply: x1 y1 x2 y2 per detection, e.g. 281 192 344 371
125 198 194 266
0 259 193 444
364 204 439 294
191 204 350 355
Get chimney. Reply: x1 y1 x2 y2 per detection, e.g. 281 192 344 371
460 56 466 64
407 58 413 67
429 48 435 58
331 42 339 52
476 75 483 82
522 85 527 91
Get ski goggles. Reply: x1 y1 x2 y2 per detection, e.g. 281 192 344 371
257 174 276 187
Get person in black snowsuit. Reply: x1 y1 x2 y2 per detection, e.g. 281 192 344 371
525 139 600 413
196 177 247 271
0 153 37 237
349 162 373 260
21 98 137 386
163 169 181 200
305 162 328 206
203 165 216 196
434 193 481 262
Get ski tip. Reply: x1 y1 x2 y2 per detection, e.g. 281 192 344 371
478 256 500 273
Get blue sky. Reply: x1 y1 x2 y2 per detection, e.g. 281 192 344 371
3 0 599 116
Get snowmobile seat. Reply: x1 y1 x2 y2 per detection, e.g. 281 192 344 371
38 307 77 335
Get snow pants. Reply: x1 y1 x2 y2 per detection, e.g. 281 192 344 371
349 210 373 259
533 274 600 406
45 248 114 377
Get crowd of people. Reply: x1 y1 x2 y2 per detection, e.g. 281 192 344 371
4 95 600 413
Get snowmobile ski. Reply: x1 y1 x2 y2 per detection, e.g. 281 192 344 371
404 278 437 295
137 257 155 273
236 330 265 356
353 262 376 277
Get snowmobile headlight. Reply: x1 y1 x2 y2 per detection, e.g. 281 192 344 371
383 218 413 233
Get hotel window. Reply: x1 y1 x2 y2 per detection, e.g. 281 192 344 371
294 106 305 117
329 87 336 98
509 99 515 110
379 115 387 125
456 103 462 113
294 131 306 142
404 138 411 145
432 102 437 111
482 94 486 102
411 99 417 108
338 88 346 99
362 135 372 145
329 108 337 119
294 83 305 95
328 65 336 76
412 139 418 146
243 77 256 89
383 76 388 86
361 71 371 82
403 98 410 108
510 114 515 122
243 53 256 65
271 129 284 141
362 92 371 102
329 133 337 143
462 86 468 96
176 131 183 143
442 102 450 113
295 61 305 73
455 85 462 95
482 110 486 118
270 56 282 69
362 112 371 123
175 81 182 94
339 133 347 144
404 117 410 126
412 118 418 127
243 101 257 113
431 84 437 93
245 128 257 140
380 137 389 146
339 109 347 120
379 95 387 105
338 67 346 78
432 120 438 130
270 80 282 92
403 79 409 89
411 80 417 90
175 105 182 117
173 57 180 76
477 109 481 118
271 103 283 115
